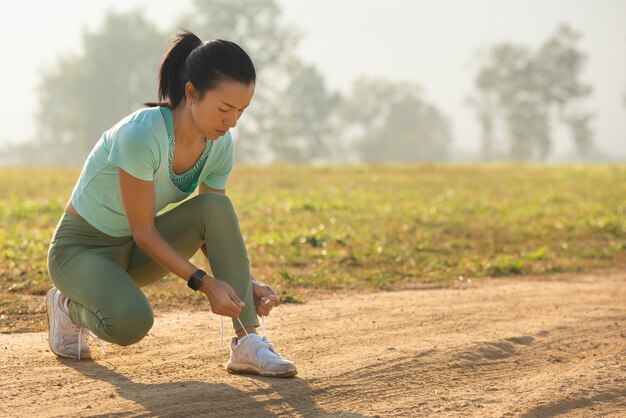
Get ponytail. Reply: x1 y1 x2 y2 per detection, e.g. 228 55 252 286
144 30 202 108
145 29 256 109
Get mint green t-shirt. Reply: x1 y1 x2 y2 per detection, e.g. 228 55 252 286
69 106 234 237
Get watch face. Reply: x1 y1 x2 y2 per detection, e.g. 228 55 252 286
188 270 205 291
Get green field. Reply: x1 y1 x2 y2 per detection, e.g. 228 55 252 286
1 164 624 332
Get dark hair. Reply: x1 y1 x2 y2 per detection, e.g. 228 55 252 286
144 29 256 108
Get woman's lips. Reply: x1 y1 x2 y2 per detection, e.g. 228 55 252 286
216 129 227 135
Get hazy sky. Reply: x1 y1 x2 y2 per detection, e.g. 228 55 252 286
2 0 625 159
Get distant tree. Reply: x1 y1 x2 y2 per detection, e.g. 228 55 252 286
536 25 595 156
269 60 340 163
469 24 595 162
33 11 164 164
178 0 304 163
334 77 452 163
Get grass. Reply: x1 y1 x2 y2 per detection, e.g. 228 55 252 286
0 163 624 332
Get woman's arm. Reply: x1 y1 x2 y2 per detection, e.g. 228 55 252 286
119 168 244 317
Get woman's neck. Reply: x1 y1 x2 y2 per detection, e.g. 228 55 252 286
171 102 205 147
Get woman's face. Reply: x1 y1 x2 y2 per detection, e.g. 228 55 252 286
188 80 255 140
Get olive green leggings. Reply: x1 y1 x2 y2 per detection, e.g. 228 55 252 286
47 192 259 347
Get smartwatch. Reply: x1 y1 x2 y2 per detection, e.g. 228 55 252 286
187 269 207 291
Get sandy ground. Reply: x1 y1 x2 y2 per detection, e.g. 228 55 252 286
0 268 624 418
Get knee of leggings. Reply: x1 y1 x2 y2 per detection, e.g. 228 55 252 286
197 192 238 224
105 303 154 347
197 191 235 214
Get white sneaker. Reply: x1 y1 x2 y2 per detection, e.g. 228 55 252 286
46 287 106 360
226 333 298 377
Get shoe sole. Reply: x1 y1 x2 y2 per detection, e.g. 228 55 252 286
226 362 298 378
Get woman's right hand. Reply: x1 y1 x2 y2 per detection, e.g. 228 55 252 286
199 275 245 319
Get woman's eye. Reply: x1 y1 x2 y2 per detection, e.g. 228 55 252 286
218 108 229 112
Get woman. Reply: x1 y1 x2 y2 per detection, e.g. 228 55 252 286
45 30 297 378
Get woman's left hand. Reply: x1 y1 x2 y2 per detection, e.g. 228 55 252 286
252 280 280 317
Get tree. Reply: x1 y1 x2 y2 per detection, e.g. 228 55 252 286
178 0 303 163
536 25 594 156
334 77 452 163
469 24 595 162
33 10 164 164
269 60 340 163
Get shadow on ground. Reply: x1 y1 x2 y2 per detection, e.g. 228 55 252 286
60 358 367 417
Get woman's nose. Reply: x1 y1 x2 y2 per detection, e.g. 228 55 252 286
225 116 237 128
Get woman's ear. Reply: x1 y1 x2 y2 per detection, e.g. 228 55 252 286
185 82 199 105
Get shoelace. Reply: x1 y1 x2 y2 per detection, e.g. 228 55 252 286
219 314 268 347
77 327 107 360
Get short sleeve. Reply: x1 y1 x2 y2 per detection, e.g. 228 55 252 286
107 122 159 181
202 134 234 190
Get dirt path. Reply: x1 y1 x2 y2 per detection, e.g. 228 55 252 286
1 268 625 417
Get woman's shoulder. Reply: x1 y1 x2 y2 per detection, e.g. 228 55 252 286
100 107 167 152
98 107 166 162
111 107 165 133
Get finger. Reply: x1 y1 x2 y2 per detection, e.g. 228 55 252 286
256 305 270 316
228 289 246 308
257 298 272 312
256 287 270 299
257 311 270 316
255 299 268 311
256 285 270 296
227 306 242 319
224 299 243 317
263 295 279 307
265 288 279 305
256 306 267 317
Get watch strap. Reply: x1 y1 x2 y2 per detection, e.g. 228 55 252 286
187 269 206 291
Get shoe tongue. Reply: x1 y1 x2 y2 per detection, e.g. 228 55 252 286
238 334 280 359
